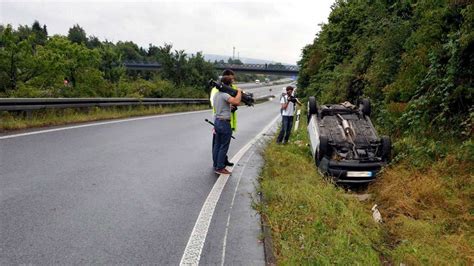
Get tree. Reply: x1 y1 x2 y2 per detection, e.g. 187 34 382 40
147 44 160 58
170 49 188 86
227 57 243 65
297 0 473 138
32 20 48 45
67 24 87 45
98 43 124 84
46 36 100 88
0 25 36 92
154 43 175 82
187 52 215 90
0 23 225 98
152 44 215 89
116 41 142 61
16 24 33 41
87 36 101 49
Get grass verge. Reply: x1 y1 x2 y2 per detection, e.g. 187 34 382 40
0 104 209 132
258 112 473 264
257 117 383 264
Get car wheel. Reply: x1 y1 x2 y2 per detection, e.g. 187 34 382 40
308 96 318 115
380 136 391 162
360 98 371 117
316 136 329 166
307 96 318 123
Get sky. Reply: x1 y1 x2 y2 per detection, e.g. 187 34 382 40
0 0 335 65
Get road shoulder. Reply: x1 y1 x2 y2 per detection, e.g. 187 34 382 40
199 123 278 265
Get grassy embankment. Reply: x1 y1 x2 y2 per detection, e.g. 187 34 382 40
257 115 383 264
258 112 473 264
369 136 473 264
0 104 209 132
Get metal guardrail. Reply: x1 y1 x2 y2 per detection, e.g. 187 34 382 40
0 98 209 111
0 95 276 111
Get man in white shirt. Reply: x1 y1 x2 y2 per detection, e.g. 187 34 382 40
277 86 301 144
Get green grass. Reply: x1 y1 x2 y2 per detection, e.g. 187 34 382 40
0 104 209 132
257 117 383 265
258 113 473 265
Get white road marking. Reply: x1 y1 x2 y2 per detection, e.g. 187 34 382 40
221 150 255 266
0 109 210 140
179 114 280 265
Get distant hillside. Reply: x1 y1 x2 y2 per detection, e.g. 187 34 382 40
202 53 292 65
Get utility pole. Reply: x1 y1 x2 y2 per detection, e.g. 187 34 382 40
238 52 240 60
233 46 235 60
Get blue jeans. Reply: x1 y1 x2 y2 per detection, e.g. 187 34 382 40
213 119 232 169
212 133 229 168
277 115 294 143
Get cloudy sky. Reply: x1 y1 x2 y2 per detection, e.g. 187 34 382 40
0 0 334 64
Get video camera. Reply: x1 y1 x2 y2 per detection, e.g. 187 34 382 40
287 95 298 104
209 79 255 106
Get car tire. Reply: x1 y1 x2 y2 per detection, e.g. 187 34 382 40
360 98 371 117
308 96 318 115
307 96 318 123
316 136 329 166
380 136 391 162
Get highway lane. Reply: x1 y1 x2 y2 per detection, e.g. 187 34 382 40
0 93 286 264
235 78 294 91
243 82 292 98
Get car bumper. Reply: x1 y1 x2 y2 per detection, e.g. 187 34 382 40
319 159 385 183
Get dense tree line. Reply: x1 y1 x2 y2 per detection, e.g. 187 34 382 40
298 3 473 262
298 0 473 139
0 22 216 98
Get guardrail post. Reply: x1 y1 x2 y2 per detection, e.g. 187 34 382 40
25 110 32 119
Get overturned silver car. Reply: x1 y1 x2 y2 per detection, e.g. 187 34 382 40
307 97 391 183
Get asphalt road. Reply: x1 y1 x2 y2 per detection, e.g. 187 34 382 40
0 84 290 264
237 78 294 91
240 80 296 98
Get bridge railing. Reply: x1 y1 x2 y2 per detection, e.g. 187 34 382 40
123 61 299 73
212 63 299 71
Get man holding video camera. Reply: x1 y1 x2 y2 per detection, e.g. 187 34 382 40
210 69 238 170
277 86 301 144
212 75 242 175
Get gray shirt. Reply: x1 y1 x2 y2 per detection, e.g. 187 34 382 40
213 91 232 119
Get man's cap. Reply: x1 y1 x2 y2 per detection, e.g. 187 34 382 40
286 86 294 91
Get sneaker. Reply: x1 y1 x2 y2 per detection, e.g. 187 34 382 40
215 168 232 175
225 161 234 167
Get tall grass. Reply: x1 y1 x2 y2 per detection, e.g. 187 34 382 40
369 137 474 265
257 116 383 264
0 104 209 132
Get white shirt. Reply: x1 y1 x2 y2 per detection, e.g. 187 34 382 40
280 95 295 116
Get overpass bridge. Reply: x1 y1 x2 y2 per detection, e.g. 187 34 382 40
123 61 299 76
